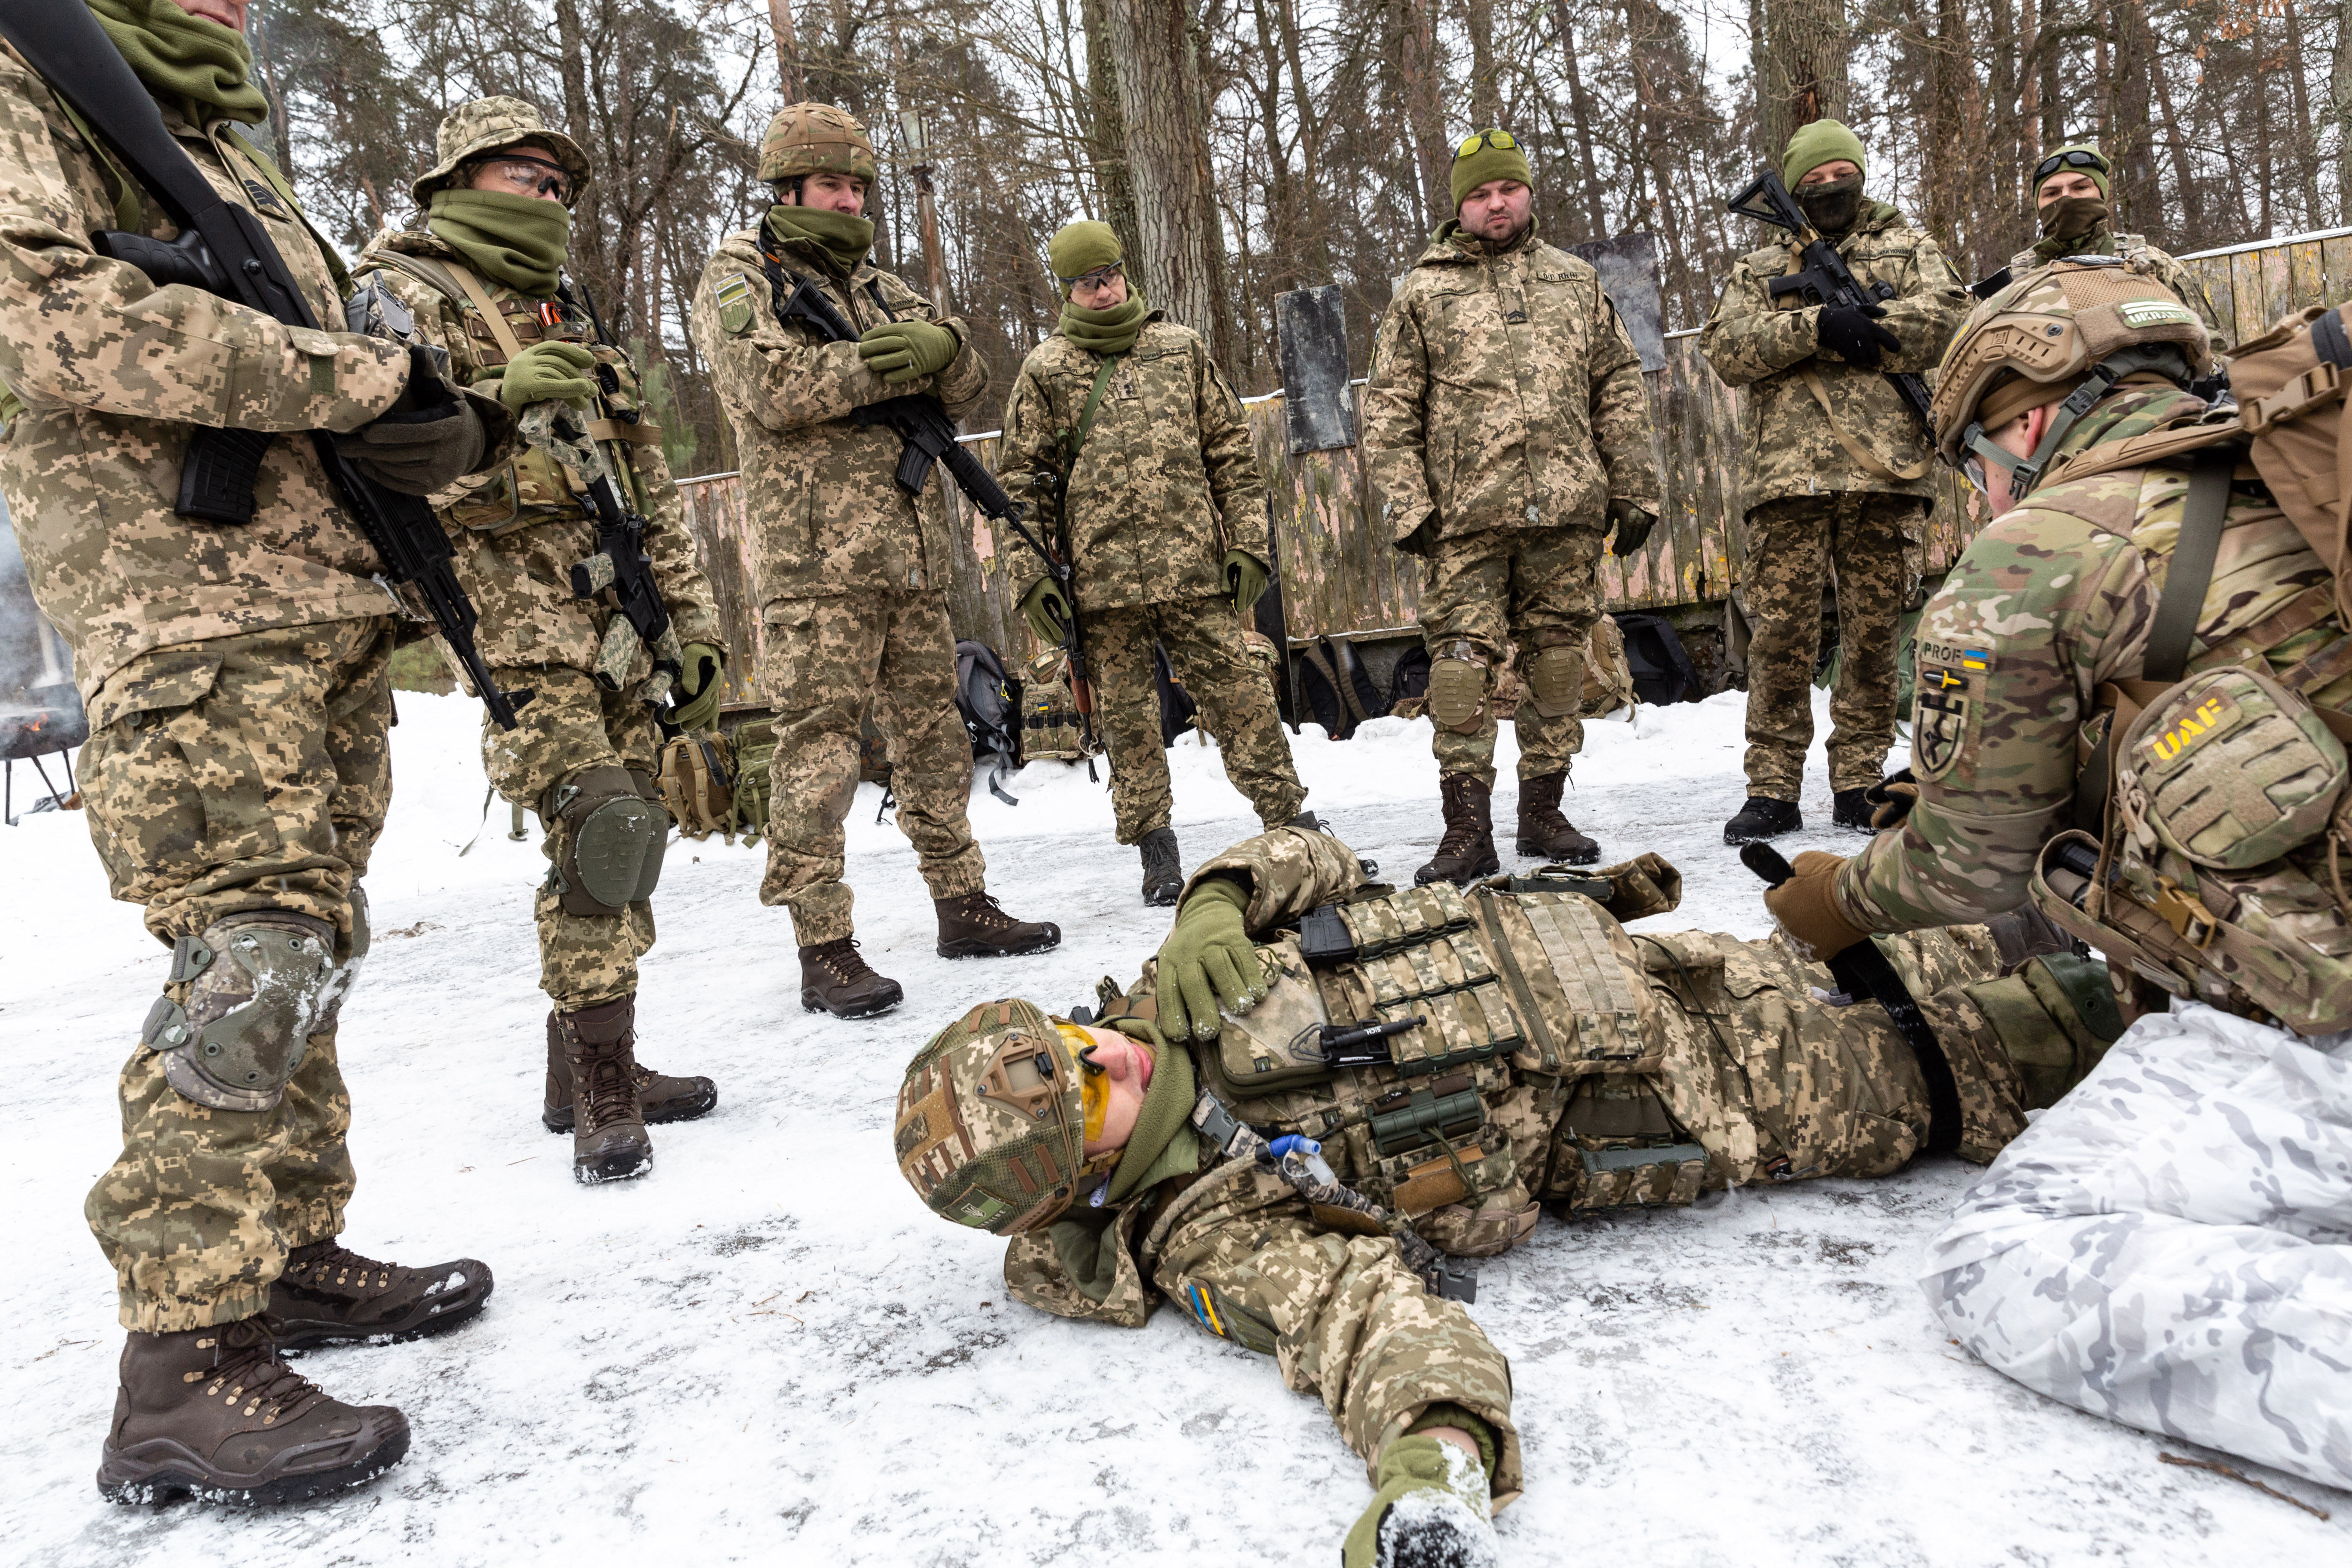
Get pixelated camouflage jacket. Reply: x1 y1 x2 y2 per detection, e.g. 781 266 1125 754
1363 220 1659 552
1839 385 2323 932
689 221 987 608
2007 226 2229 357
0 43 422 709
353 229 720 677
995 314 1263 611
1699 201 1967 510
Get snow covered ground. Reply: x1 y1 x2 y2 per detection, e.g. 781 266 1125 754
3 688 2344 1565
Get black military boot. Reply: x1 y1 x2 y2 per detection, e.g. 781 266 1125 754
1831 788 1878 833
1415 775 1502 887
1724 796 1803 844
555 997 652 1184
800 937 904 1019
95 1316 409 1506
1514 772 1599 864
541 1007 717 1133
269 1240 494 1351
1138 826 1184 907
935 891 1062 958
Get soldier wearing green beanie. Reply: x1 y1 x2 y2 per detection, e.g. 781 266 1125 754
1364 128 1661 886
2009 142 2225 357
998 220 1311 904
1700 118 1968 846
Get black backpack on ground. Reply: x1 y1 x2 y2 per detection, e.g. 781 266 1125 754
1611 613 1702 706
1297 637 1388 739
954 639 1022 805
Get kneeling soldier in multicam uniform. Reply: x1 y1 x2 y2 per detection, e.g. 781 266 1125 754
893 825 2120 1565
352 98 727 1185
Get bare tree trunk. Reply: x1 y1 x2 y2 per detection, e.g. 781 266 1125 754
1462 0 1501 129
2336 0 2352 225
1079 0 1142 258
1552 0 1612 236
2107 0 2157 232
2285 2 2324 229
1394 0 1451 233
1104 0 1237 370
1271 0 1330 278
1757 0 1851 166
2145 12 2204 239
766 0 805 98
550 0 613 314
1924 0 1967 247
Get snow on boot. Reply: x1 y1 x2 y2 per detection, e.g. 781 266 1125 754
95 1315 409 1507
935 891 1062 958
269 1239 493 1351
1138 826 1184 907
540 1006 717 1133
1415 775 1501 887
1513 771 1598 864
556 996 652 1184
1831 787 1878 833
800 937 904 1019
1723 795 1803 845
1342 1433 1501 1568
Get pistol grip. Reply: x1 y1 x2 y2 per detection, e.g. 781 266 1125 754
176 426 273 524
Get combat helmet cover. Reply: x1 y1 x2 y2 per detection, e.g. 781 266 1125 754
411 96 593 208
758 101 879 186
895 998 1088 1236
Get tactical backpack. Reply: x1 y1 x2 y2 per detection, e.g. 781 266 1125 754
954 639 1022 806
1020 648 1101 771
656 730 738 842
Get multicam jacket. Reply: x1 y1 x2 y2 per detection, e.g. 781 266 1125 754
352 230 719 679
1363 221 1659 551
688 222 987 609
0 42 423 708
1699 200 1967 510
995 314 1263 610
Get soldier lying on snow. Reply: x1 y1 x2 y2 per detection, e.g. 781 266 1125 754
892 825 2121 1565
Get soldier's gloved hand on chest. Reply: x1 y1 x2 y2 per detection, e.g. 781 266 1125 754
1018 577 1074 646
498 340 599 414
856 319 961 384
1606 497 1657 557
1153 876 1263 1043
1763 850 1872 963
1815 301 1903 370
1224 548 1271 611
335 344 489 496
1866 767 1919 830
668 642 727 732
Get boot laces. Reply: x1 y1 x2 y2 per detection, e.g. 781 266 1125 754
202 1315 326 1425
286 1241 395 1294
815 937 877 982
952 892 1017 930
577 1046 636 1133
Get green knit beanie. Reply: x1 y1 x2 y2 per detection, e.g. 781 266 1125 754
2034 142 2110 201
1450 129 1533 210
1048 220 1123 294
1782 119 1867 187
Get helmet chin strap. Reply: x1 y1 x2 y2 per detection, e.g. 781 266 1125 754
1963 360 2128 505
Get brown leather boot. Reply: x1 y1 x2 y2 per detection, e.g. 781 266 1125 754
269 1239 493 1352
1515 771 1600 864
555 997 652 1184
935 891 1062 959
541 1006 717 1133
800 937 904 1019
95 1315 408 1506
1414 774 1502 887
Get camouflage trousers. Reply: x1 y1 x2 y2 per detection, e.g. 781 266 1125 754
1740 494 1923 799
1418 525 1605 790
78 618 395 1330
1147 1161 1523 1503
481 663 662 1011
1083 595 1306 845
758 590 985 946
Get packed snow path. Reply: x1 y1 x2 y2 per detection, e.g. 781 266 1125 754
4 691 2344 1564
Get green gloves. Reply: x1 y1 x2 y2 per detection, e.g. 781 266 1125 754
669 642 726 732
499 340 598 414
1341 1431 1498 1568
1607 497 1657 557
856 319 961 384
1224 548 1270 612
1018 577 1074 646
1152 877 1263 1043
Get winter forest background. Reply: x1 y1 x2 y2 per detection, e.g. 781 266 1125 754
251 0 2324 475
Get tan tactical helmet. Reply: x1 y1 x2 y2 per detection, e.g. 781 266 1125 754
411 96 593 208
1931 259 2214 498
758 101 879 187
895 998 1098 1235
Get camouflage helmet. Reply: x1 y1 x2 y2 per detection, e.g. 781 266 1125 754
895 999 1096 1235
411 96 592 208
1931 259 2214 498
758 101 879 186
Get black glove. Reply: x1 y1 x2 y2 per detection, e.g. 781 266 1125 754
1865 767 1919 830
1815 302 1902 370
336 345 487 496
1606 498 1657 557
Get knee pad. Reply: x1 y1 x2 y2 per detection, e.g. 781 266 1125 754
1426 644 1491 734
142 911 341 1112
1525 641 1584 720
550 764 669 916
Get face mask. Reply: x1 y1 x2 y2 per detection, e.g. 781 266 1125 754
1796 173 1863 235
2039 194 2110 242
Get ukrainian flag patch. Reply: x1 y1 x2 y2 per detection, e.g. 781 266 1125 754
1962 649 1989 671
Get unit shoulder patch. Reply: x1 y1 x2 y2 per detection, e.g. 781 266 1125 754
715 272 755 336
1913 639 1991 781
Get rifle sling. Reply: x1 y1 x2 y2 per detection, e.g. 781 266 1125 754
1069 353 1122 466
1779 245 1930 481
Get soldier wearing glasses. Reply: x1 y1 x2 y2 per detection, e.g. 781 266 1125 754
2007 143 2227 356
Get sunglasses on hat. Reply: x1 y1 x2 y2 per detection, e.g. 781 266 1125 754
2032 148 2107 183
1455 129 1520 159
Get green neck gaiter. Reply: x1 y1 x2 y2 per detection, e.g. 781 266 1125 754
767 205 874 276
1105 1031 1200 1208
428 189 571 298
88 0 269 127
2032 203 2116 264
1058 292 1149 357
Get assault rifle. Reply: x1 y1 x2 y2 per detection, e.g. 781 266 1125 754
1725 168 1936 436
0 0 528 730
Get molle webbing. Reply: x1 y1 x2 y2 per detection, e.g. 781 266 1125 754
1318 883 1522 1075
1473 889 1653 1076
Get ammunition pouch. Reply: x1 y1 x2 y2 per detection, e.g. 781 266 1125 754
1525 635 1584 720
141 910 342 1112
1549 1075 1708 1212
548 764 668 916
1426 642 1490 733
658 729 739 842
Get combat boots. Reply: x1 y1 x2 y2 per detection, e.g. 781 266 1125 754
269 1239 494 1351
935 892 1062 958
95 1315 409 1506
1724 796 1803 844
1138 826 1184 906
800 937 904 1019
554 997 652 1184
1513 772 1599 864
1414 775 1501 887
541 1006 717 1133
1831 788 1878 833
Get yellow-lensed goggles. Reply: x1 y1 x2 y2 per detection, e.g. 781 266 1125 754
1455 129 1519 159
1058 1022 1109 1143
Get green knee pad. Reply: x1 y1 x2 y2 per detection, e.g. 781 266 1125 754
549 764 669 916
141 910 342 1112
1427 645 1490 733
1525 641 1583 719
